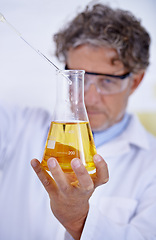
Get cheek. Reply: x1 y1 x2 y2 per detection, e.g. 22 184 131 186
88 113 110 131
114 93 129 113
102 92 129 117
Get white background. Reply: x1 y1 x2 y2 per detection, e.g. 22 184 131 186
0 0 156 114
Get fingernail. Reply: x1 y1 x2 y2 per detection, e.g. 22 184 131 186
71 158 81 169
47 158 56 169
94 154 102 163
31 159 38 168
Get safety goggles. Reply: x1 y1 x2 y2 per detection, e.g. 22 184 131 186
65 65 132 95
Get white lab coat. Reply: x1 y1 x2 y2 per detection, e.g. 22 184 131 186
0 103 156 240
81 115 156 240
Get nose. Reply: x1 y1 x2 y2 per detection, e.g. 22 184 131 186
84 83 101 104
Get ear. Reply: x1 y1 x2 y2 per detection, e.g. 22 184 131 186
129 71 145 95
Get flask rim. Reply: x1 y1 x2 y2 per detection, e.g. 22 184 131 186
57 69 85 76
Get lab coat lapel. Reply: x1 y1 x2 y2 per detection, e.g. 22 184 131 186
96 114 149 158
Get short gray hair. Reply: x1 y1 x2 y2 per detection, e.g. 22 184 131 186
53 4 150 73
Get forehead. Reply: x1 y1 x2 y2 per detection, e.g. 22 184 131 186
67 45 125 74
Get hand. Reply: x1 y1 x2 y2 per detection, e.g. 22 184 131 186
31 154 109 240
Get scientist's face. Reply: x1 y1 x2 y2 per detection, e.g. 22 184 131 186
66 45 143 131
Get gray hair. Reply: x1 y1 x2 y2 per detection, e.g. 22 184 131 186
53 4 150 73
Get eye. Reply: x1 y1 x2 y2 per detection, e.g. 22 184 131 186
104 79 113 83
100 78 115 85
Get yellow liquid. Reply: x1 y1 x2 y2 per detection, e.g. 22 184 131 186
41 121 97 174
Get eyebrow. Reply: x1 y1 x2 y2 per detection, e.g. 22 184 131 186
65 65 131 79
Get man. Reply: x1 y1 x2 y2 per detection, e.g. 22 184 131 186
0 3 156 240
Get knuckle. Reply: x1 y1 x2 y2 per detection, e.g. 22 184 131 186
43 178 51 187
85 183 94 192
101 176 109 185
61 185 70 193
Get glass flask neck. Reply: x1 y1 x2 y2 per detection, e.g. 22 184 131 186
53 69 88 122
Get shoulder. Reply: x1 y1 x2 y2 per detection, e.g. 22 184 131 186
126 114 156 168
125 113 156 149
144 130 156 157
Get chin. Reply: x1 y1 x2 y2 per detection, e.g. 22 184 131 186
89 120 110 132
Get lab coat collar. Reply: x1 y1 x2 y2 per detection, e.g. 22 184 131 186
97 114 149 158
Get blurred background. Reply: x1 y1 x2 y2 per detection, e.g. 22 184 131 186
0 0 156 125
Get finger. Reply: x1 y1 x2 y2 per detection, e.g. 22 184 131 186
71 158 94 192
47 158 70 193
31 158 57 196
93 154 109 188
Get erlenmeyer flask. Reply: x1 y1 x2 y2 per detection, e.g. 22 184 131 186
41 70 97 174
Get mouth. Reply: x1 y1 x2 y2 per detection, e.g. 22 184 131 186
88 111 100 115
86 108 104 115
